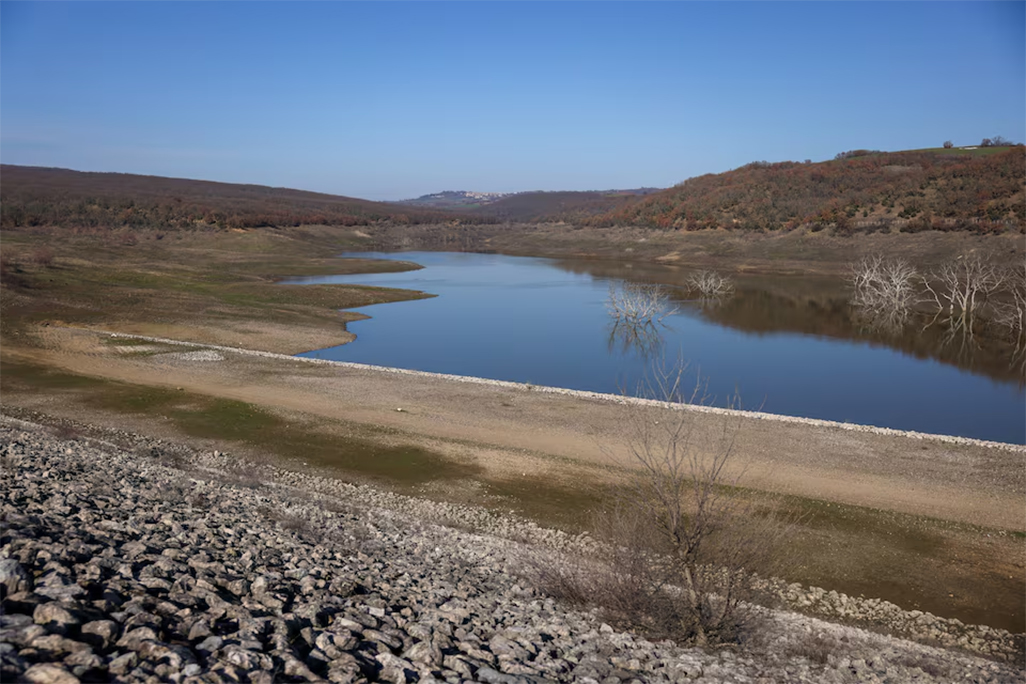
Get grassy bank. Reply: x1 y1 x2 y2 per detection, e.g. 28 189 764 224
0 225 430 354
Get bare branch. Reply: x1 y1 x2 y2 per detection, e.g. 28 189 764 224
686 270 735 300
849 256 920 314
606 282 678 326
924 254 1004 316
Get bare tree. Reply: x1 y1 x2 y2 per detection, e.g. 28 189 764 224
606 282 678 326
686 270 735 299
530 359 790 647
994 266 1026 336
849 256 920 315
943 140 954 149
618 360 786 646
922 254 1004 317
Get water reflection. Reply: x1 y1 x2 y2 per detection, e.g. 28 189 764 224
554 258 1024 385
607 319 665 359
288 251 1024 442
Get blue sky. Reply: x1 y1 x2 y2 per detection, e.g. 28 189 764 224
2 2 1023 201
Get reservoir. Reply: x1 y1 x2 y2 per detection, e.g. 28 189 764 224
287 251 1025 444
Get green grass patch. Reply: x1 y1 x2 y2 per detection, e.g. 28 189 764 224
0 358 476 485
0 358 107 391
485 477 615 530
0 229 431 351
782 495 946 556
910 146 1016 157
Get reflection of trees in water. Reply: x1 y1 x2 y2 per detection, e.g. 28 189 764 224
607 319 666 359
850 301 1026 385
927 313 1025 386
604 279 741 359
605 282 680 359
846 254 1026 384
687 293 732 313
851 305 913 338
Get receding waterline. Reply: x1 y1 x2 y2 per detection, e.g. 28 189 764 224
287 251 1025 444
106 331 1025 452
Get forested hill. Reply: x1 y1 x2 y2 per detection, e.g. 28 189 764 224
0 166 490 231
587 147 1026 234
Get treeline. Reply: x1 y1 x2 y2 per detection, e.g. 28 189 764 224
589 147 1025 234
0 166 489 232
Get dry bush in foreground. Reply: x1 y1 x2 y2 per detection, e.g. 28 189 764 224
530 360 791 647
30 246 55 267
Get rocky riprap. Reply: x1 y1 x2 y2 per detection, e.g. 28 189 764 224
0 415 1022 683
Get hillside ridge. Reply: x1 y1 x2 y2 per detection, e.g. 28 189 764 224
587 147 1025 233
0 165 490 231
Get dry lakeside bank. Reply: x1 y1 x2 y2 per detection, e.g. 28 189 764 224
2 226 1025 678
1 415 1023 683
2 322 1024 633
97 332 1026 455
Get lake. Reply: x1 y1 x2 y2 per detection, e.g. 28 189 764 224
287 251 1025 444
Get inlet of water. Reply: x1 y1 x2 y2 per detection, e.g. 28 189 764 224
286 251 1025 444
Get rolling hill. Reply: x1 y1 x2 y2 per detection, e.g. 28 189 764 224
0 165 489 232
587 147 1025 235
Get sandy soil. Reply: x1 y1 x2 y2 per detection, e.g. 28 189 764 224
6 325 1024 532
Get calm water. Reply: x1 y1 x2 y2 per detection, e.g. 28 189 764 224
288 251 1025 444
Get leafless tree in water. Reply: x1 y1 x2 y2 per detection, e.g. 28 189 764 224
848 256 921 335
686 270 735 300
993 266 1026 336
849 256 920 314
606 282 678 326
922 254 1005 319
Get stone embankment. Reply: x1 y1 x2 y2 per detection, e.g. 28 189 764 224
1 415 1022 683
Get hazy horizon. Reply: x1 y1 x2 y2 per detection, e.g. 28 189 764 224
2 2 1023 201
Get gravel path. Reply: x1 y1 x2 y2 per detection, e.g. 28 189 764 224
2 415 1022 683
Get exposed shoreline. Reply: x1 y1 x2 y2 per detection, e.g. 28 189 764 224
105 330 1025 453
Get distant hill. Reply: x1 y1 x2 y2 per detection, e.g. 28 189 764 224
397 188 663 220
587 147 1025 235
397 190 511 209
0 165 489 231
470 188 662 222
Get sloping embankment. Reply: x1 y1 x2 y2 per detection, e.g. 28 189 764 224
1 415 1022 683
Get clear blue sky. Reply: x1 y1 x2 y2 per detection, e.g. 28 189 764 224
2 2 1023 201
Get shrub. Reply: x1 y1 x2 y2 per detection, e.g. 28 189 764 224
529 359 793 647
30 246 55 267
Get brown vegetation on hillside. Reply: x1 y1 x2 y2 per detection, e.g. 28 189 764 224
0 165 490 232
591 148 1025 234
